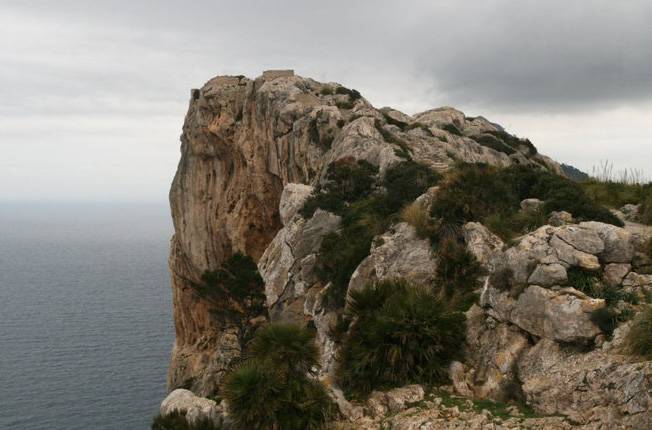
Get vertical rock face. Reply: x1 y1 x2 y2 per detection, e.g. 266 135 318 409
167 70 562 395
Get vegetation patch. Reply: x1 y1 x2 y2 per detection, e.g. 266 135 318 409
625 306 652 359
303 160 440 309
336 280 466 398
430 163 623 240
442 123 463 136
335 85 361 100
223 323 333 430
152 410 222 430
434 238 483 310
194 253 266 327
566 267 637 335
373 119 412 159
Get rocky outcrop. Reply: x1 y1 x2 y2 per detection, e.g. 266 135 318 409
167 70 559 395
166 70 652 429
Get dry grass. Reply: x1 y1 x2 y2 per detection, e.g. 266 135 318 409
625 306 652 359
401 202 435 238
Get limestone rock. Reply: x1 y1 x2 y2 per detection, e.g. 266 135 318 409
160 389 222 425
518 339 652 427
365 385 425 417
510 286 604 343
527 263 567 286
548 210 574 226
620 203 641 222
604 263 631 287
348 222 437 294
462 222 505 272
520 198 544 212
580 221 635 263
279 183 313 225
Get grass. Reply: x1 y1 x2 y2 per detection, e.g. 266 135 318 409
223 323 333 430
401 202 436 238
434 389 539 420
624 306 652 359
336 280 466 398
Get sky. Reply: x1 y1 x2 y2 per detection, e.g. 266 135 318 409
2 0 651 202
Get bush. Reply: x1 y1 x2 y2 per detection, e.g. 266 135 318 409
641 194 652 225
300 159 378 219
434 239 483 310
625 306 652 359
430 164 623 238
196 253 266 324
319 86 334 96
337 280 466 398
442 123 463 136
305 160 439 309
383 161 441 213
152 410 221 430
223 323 333 430
335 85 361 100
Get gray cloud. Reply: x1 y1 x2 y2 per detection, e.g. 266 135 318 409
1 0 651 201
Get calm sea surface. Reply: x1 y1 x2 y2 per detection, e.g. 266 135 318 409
0 203 174 429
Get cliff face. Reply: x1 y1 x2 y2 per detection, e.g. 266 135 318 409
168 70 560 395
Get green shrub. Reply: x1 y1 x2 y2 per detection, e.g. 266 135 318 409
152 410 222 430
300 159 378 219
223 323 333 430
430 164 624 236
382 111 409 130
319 86 334 96
434 239 483 310
580 180 652 211
383 161 441 213
483 209 546 240
306 160 439 309
442 123 462 136
591 307 619 335
567 267 637 305
335 100 355 110
625 306 652 359
197 253 266 323
475 133 515 155
641 194 652 225
337 280 466 398
373 119 412 159
335 85 361 100
247 323 320 374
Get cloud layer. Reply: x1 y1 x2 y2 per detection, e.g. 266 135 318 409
2 0 651 201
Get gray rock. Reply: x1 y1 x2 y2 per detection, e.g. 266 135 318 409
462 222 505 272
347 222 437 295
160 389 222 425
604 263 631 287
580 221 635 263
548 211 574 226
620 203 641 222
520 198 544 212
510 286 604 343
279 183 313 225
554 225 605 255
527 263 567 286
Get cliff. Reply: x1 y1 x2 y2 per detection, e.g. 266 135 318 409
165 70 652 428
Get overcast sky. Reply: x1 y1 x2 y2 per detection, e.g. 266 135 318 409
2 1 651 203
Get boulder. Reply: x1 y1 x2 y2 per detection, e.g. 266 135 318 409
604 263 631 287
580 221 635 263
509 286 604 343
620 203 641 222
366 385 425 417
527 263 567 286
279 183 313 225
347 222 437 294
160 389 222 425
520 198 544 212
548 210 574 226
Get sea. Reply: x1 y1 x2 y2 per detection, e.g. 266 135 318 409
0 202 174 429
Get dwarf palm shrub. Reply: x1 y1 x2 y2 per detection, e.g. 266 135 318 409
151 410 222 430
434 239 483 310
625 306 652 359
223 323 333 430
337 279 466 398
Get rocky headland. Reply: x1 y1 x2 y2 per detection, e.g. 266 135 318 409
160 70 652 429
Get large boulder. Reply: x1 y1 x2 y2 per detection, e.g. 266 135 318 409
518 339 652 427
580 221 635 263
347 222 437 294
